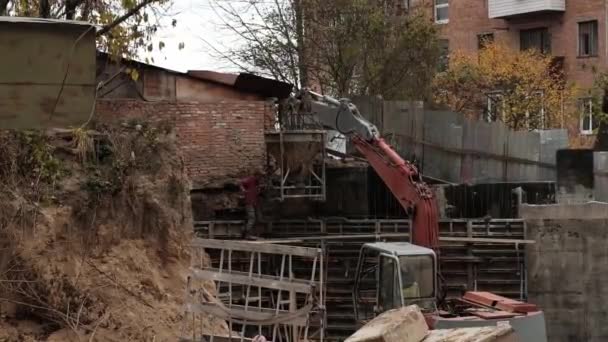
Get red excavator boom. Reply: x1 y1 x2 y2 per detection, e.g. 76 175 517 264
295 90 440 249
352 136 439 249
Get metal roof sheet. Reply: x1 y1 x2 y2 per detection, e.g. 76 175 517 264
363 242 435 256
0 16 97 28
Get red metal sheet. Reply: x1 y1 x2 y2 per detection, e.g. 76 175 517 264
469 310 519 319
463 291 538 313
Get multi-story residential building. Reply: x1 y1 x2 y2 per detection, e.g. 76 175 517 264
426 0 605 140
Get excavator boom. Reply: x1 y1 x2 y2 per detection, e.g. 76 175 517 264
294 90 439 249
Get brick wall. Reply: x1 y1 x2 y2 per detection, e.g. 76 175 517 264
96 99 271 188
434 0 606 90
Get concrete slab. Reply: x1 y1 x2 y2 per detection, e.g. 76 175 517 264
345 305 428 342
422 325 517 342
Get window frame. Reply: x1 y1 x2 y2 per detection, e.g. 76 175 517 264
438 39 450 72
580 97 595 135
434 0 449 24
520 27 551 54
578 20 599 58
485 91 505 123
378 253 404 311
485 91 546 129
478 32 495 50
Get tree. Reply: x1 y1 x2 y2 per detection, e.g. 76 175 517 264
209 0 440 100
1 0 172 59
433 42 575 131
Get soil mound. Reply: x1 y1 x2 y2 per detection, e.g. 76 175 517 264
0 122 227 341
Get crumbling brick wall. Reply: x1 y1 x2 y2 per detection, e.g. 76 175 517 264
96 99 271 188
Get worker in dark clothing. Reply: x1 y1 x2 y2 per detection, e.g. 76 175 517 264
240 171 263 239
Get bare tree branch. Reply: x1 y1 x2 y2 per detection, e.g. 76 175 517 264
96 0 157 36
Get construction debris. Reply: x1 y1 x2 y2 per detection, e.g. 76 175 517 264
345 305 518 342
422 325 517 342
345 305 429 342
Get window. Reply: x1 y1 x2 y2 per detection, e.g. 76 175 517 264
398 255 434 299
485 91 545 129
485 92 504 122
520 28 551 54
580 98 596 134
438 39 450 71
527 91 546 130
478 33 495 50
578 21 598 57
379 255 401 311
434 0 449 24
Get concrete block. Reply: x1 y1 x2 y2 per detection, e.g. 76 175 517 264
345 305 428 342
422 324 518 342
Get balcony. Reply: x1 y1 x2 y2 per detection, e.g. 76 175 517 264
488 0 565 19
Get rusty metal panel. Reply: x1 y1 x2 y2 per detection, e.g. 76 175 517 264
0 18 96 129
422 110 463 183
594 152 608 202
462 120 508 183
538 129 568 180
506 130 541 182
382 101 424 163
351 96 383 131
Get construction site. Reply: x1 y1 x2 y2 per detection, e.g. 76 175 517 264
2 6 608 342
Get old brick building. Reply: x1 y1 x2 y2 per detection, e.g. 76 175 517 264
95 53 291 188
426 0 606 137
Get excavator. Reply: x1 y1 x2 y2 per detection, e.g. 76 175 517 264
291 89 547 341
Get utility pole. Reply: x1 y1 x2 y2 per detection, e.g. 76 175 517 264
294 0 308 89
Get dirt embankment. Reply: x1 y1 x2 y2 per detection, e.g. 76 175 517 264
0 122 227 341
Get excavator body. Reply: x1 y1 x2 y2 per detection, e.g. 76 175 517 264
291 90 546 341
352 242 547 342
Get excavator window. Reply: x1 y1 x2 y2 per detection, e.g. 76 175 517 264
398 255 434 300
378 254 402 311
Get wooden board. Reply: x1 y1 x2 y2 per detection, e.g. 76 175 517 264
191 238 321 257
190 268 313 293
184 302 308 326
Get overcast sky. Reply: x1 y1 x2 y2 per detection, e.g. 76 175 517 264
146 0 240 73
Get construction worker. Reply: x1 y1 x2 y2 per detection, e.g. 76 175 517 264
240 170 263 239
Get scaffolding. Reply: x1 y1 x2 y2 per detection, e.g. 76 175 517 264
181 238 325 342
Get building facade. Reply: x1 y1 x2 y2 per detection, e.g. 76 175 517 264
427 0 606 139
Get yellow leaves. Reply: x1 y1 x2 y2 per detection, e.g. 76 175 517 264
434 42 576 130
125 68 140 81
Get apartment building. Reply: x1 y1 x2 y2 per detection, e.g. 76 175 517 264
427 0 606 137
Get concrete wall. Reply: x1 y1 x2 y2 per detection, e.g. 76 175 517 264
522 202 608 341
96 99 270 188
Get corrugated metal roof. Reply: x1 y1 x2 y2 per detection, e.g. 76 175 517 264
0 16 97 28
188 70 293 99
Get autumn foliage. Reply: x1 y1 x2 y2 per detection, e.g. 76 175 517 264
433 42 576 131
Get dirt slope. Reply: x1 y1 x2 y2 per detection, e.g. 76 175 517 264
0 123 227 341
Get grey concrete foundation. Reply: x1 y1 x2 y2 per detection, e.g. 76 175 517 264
522 202 608 341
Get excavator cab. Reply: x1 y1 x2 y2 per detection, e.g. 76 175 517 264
353 242 438 324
